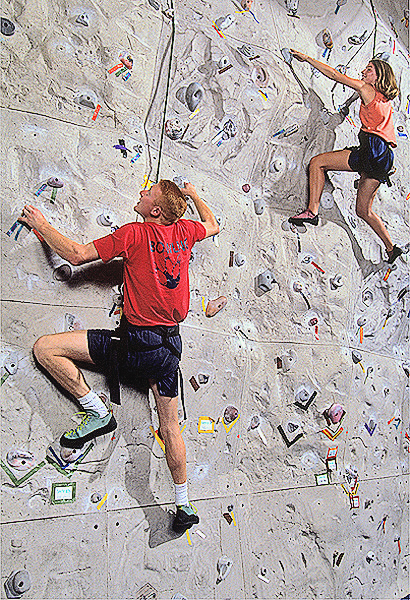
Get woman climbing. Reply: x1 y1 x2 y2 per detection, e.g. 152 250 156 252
288 51 402 264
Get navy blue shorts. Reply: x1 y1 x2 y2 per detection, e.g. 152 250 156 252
347 130 394 183
87 326 182 398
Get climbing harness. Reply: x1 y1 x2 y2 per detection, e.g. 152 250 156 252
108 315 186 419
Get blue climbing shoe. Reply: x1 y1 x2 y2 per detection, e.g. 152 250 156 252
172 503 199 533
60 411 117 449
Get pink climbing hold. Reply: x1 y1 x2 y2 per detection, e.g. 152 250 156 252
326 403 344 424
205 296 227 317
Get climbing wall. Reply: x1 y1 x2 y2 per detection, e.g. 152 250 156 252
1 0 409 597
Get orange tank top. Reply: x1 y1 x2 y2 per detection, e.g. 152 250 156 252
359 89 397 148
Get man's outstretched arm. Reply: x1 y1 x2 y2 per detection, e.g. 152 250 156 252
181 183 220 239
19 204 99 265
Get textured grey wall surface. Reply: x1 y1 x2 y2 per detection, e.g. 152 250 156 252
1 0 409 598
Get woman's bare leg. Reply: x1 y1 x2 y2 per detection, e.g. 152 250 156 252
355 175 393 252
307 148 353 214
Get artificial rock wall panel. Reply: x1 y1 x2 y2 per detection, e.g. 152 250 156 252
1 0 409 598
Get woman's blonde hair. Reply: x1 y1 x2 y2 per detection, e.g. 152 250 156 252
370 59 399 100
158 179 187 222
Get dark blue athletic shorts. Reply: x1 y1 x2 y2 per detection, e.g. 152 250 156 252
347 130 394 183
87 326 182 398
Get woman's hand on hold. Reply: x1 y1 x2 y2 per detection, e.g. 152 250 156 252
290 49 309 62
19 205 48 231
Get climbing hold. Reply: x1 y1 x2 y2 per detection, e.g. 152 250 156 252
351 349 362 364
285 0 299 17
366 551 376 563
241 0 253 9
281 48 293 65
75 90 98 109
322 29 334 49
251 66 269 87
257 269 276 293
320 191 334 210
165 118 184 140
218 56 230 69
75 13 89 26
348 30 367 45
119 51 133 70
91 492 103 503
59 446 84 463
6 450 35 471
215 15 234 31
281 349 297 372
3 356 18 376
357 316 366 327
197 374 209 384
271 157 285 173
171 594 188 600
248 415 260 430
216 556 233 583
53 264 72 282
330 274 343 290
253 198 265 215
361 289 373 306
237 44 256 59
224 406 239 424
222 119 237 139
1 17 15 36
185 82 204 112
295 388 310 403
234 253 246 267
324 403 344 424
287 422 299 433
4 570 31 599
205 296 227 317
97 212 114 227
242 184 250 193
47 177 64 189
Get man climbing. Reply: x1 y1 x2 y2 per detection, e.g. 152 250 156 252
19 179 219 533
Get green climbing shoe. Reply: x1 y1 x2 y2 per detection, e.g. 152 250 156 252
60 411 117 449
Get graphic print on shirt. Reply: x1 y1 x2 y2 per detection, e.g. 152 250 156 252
149 237 188 290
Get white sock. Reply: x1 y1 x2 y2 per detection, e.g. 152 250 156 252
175 481 189 506
78 390 109 418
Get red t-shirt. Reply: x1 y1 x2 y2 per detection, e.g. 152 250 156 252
94 219 206 326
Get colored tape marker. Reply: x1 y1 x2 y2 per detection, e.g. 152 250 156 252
97 493 108 509
92 105 101 121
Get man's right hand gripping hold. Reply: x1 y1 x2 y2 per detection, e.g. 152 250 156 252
19 179 219 534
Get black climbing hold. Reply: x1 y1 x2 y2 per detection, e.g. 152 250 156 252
76 13 89 26
53 264 72 282
1 17 15 36
185 82 204 112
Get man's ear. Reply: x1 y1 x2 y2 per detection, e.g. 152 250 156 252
150 206 162 218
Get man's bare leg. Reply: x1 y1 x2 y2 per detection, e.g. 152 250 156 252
150 382 186 483
150 381 199 532
33 331 116 448
34 331 93 398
